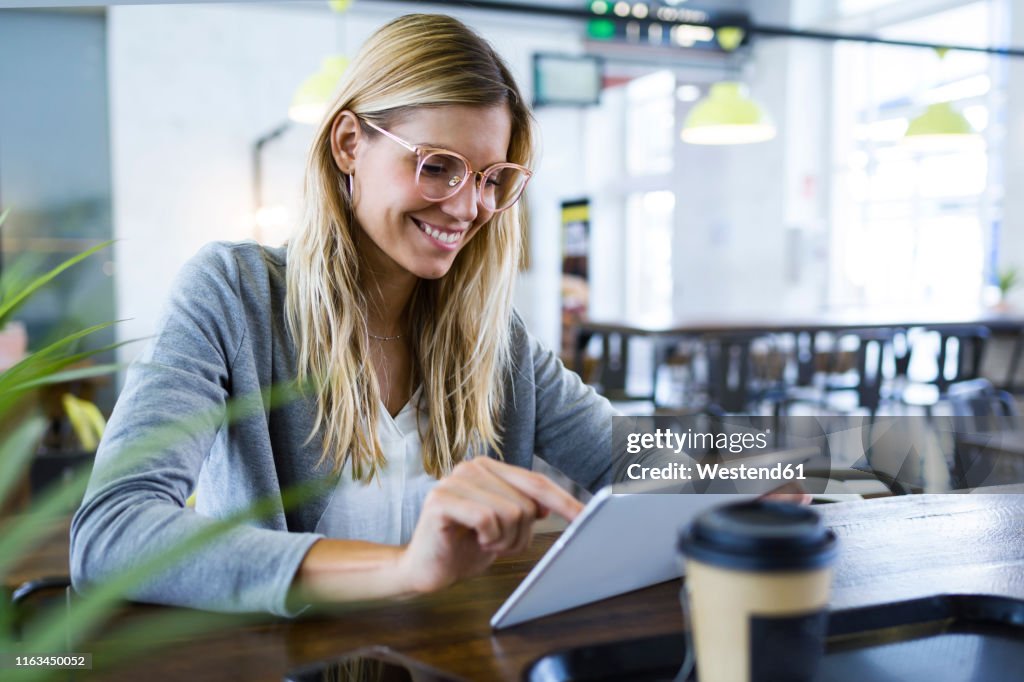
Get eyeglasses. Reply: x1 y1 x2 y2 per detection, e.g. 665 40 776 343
360 118 532 213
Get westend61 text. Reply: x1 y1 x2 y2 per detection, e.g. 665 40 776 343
626 462 806 481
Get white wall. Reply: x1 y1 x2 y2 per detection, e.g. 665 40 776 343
1002 0 1024 309
669 0 832 318
109 2 332 364
108 1 587 367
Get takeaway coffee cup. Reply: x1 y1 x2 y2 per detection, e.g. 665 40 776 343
677 501 838 682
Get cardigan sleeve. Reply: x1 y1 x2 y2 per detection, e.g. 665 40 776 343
70 243 322 617
505 315 694 493
499 314 621 492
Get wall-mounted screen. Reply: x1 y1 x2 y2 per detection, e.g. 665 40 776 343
533 53 603 107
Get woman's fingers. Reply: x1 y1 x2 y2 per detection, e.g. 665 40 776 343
432 458 582 554
466 468 537 555
467 458 584 521
400 460 583 594
439 477 529 552
763 481 812 505
469 461 543 517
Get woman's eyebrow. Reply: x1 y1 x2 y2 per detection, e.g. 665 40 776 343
418 142 508 167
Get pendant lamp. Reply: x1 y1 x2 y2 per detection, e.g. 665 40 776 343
903 101 980 149
903 47 980 149
288 55 349 125
681 81 776 145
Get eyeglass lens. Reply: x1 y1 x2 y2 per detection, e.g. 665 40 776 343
418 152 528 211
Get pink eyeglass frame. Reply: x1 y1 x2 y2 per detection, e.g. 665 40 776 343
360 118 532 213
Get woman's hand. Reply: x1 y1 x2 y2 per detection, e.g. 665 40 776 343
763 481 812 505
395 458 583 594
289 459 581 608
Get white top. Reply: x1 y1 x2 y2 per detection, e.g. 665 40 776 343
313 388 439 545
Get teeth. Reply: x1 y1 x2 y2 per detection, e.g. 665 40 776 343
419 222 462 245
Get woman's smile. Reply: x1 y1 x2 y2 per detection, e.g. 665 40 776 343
412 218 469 251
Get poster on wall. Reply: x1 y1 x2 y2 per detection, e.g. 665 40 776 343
560 198 590 364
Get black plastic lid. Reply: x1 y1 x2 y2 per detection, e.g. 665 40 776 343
678 501 838 572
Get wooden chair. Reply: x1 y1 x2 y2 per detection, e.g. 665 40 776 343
902 326 990 416
948 378 1021 489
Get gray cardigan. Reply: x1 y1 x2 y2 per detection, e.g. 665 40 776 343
70 241 616 617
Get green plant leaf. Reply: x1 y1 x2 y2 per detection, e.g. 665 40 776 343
0 470 93 590
998 266 1019 294
68 609 267 680
0 226 325 678
0 252 45 304
0 240 113 326
0 321 118 391
0 416 47 645
1 470 328 682
0 416 47 518
19 476 331 669
7 363 123 393
0 335 137 417
0 379 307 589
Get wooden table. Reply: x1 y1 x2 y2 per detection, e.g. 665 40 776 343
9 494 1024 681
578 310 1024 337
954 431 1024 488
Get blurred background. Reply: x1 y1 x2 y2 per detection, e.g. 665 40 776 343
2 0 1024 444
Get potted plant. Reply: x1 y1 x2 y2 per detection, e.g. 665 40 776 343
995 265 1020 311
0 208 322 680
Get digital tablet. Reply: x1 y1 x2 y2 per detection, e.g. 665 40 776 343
490 483 756 629
491 443 822 630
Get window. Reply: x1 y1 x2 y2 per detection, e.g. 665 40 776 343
625 191 675 324
581 70 677 399
0 10 116 409
830 0 1002 310
624 70 675 324
625 70 675 177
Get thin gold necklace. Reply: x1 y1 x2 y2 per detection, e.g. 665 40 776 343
368 332 403 341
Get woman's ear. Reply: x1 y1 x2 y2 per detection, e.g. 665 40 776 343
330 110 361 174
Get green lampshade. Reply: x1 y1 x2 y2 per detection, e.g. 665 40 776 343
288 55 349 125
716 26 745 52
681 82 776 145
904 101 979 148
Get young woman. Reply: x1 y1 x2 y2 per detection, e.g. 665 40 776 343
70 14 616 617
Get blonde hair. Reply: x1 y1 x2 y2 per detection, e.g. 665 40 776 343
286 14 535 480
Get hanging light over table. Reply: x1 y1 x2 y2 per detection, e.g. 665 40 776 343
288 55 349 125
681 81 776 145
903 101 981 149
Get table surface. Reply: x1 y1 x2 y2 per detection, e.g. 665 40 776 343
8 494 1024 681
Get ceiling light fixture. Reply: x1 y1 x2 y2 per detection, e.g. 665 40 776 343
288 55 349 125
904 102 981 149
681 82 776 145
